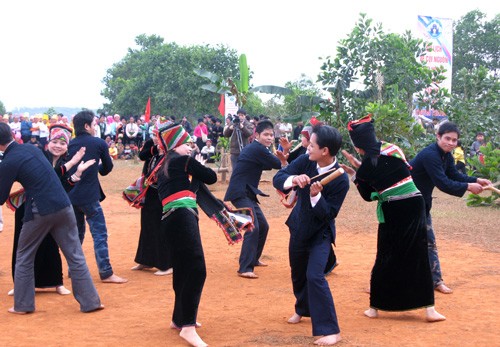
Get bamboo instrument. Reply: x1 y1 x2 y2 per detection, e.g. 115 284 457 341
320 168 345 186
484 185 500 195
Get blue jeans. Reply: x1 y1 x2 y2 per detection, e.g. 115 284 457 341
426 213 443 287
73 201 113 280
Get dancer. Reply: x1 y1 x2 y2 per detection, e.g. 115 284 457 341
0 123 102 314
273 125 349 345
68 110 127 284
410 122 490 293
225 120 287 279
131 128 173 276
156 123 217 347
8 124 94 296
341 114 445 322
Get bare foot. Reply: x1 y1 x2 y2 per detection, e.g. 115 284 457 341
131 264 152 271
426 307 446 322
102 274 128 284
364 308 378 318
237 272 258 279
435 283 453 294
179 326 208 347
154 268 173 276
7 288 14 296
170 321 202 330
314 334 342 345
56 285 71 295
8 307 30 315
287 313 302 324
255 260 268 267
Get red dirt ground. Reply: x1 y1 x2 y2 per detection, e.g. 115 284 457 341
0 159 498 346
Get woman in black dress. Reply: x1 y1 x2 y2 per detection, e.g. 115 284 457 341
156 123 217 347
341 115 445 322
131 134 172 275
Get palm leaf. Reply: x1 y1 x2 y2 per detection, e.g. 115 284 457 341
250 85 293 95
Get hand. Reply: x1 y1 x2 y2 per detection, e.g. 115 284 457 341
275 150 287 164
310 181 323 197
71 147 86 165
342 150 361 168
279 137 292 152
476 178 492 186
340 164 356 176
467 183 484 195
76 159 96 175
195 154 206 166
292 174 311 188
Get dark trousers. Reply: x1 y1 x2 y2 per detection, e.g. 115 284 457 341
164 208 206 327
232 197 269 273
289 234 340 336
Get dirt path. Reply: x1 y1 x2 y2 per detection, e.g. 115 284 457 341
0 160 498 346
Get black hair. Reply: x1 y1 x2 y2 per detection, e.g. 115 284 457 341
437 121 460 137
255 119 274 134
73 110 96 136
0 122 13 145
237 108 247 115
312 125 342 157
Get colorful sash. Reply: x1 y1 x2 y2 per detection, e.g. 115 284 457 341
162 190 197 212
370 178 420 223
380 141 412 169
6 188 26 211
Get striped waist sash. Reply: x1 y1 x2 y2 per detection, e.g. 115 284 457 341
370 178 420 223
162 190 197 213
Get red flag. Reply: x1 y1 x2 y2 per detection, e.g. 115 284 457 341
144 97 151 122
218 94 225 116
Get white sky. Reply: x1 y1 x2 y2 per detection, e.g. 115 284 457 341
1 0 498 111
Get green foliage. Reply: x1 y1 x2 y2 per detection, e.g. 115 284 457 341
448 67 500 148
466 144 500 207
0 100 6 115
317 13 444 157
101 34 239 117
45 107 57 116
453 11 500 85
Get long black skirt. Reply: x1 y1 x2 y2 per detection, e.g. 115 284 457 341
12 204 64 287
134 187 172 270
370 196 434 311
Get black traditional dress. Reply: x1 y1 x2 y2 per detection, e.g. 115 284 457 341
157 153 217 328
133 139 172 270
354 153 434 311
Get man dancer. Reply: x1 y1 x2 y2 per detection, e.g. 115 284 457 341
273 125 349 346
411 122 491 294
0 123 103 314
224 120 287 279
68 110 127 284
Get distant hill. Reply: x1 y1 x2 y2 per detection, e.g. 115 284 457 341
7 107 97 117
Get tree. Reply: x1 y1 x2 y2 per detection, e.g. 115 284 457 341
317 14 444 154
101 34 239 117
453 10 500 86
0 100 6 115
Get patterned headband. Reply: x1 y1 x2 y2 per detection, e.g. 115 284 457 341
49 125 72 143
157 123 192 152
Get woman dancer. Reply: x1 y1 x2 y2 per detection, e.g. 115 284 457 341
131 127 173 275
156 123 217 347
10 124 94 296
341 115 445 322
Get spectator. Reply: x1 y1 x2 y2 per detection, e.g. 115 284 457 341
469 131 486 157
223 109 254 170
201 139 216 163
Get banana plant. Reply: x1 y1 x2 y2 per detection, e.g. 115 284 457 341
193 54 250 107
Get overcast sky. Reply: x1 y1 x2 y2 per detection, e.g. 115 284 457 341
1 0 498 111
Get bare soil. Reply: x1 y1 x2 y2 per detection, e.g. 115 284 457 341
0 159 498 346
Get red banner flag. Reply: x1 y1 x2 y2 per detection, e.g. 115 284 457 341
218 94 225 116
144 97 151 122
